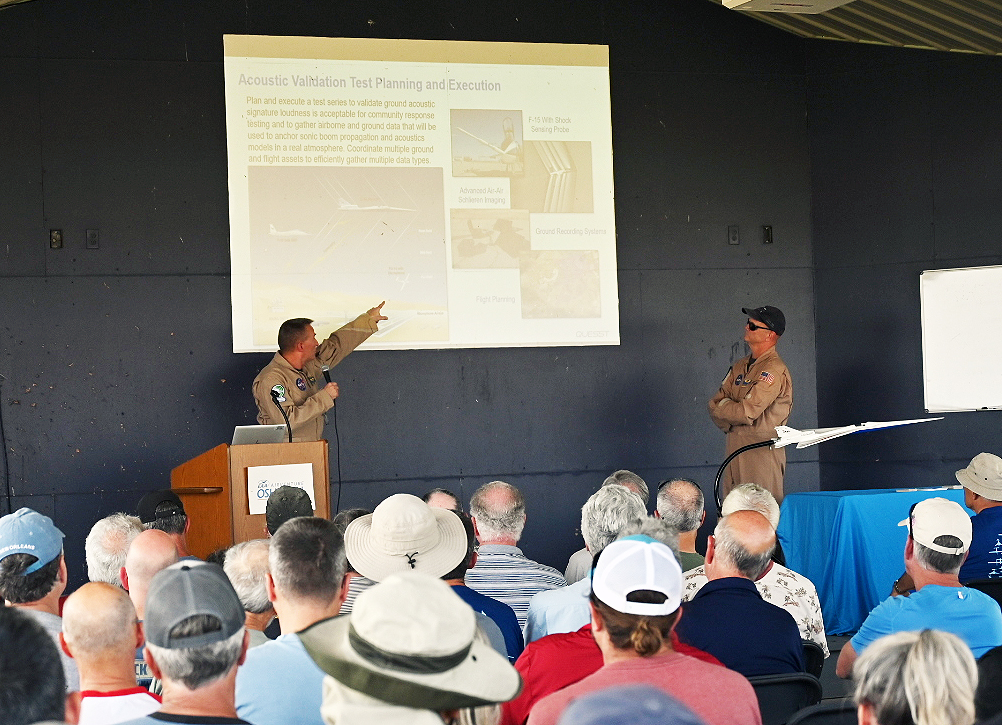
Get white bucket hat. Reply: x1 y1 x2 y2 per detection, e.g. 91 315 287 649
299 571 521 710
956 453 1002 502
343 494 467 582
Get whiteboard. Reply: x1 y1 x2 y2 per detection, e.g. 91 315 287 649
920 265 1002 412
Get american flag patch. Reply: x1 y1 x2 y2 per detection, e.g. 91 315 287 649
760 371 775 384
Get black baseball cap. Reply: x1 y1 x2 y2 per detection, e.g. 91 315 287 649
266 486 314 535
742 306 786 336
137 490 186 525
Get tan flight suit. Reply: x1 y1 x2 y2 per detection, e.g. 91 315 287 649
708 346 793 503
252 313 379 442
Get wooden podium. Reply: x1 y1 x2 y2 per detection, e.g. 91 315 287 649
169 441 330 560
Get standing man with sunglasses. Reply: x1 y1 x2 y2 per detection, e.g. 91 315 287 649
709 306 793 503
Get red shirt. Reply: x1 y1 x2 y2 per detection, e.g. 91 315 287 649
501 624 723 725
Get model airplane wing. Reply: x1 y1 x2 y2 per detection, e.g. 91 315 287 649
773 417 943 449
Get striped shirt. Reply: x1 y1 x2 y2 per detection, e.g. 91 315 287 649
464 544 566 629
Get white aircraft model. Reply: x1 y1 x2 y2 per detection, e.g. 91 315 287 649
772 417 943 449
337 197 416 212
269 224 310 240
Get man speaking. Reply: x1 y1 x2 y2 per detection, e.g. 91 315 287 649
709 306 792 503
253 302 387 442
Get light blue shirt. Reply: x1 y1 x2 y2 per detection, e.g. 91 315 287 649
524 576 591 643
236 633 324 725
851 584 1002 658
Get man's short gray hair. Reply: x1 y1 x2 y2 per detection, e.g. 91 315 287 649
85 513 143 586
580 485 647 554
914 537 967 575
470 481 526 542
602 470 649 505
145 615 245 690
854 629 976 725
617 517 681 563
657 479 704 533
713 513 774 580
269 517 347 603
721 483 780 528
223 539 272 614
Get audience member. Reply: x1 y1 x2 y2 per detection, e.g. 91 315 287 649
423 487 463 511
0 605 80 725
0 507 80 691
121 529 179 689
331 507 374 615
122 530 179 620
525 535 760 725
118 561 248 725
524 484 646 642
684 483 828 655
136 490 194 559
443 509 524 662
223 539 275 648
465 481 566 627
86 513 144 587
265 485 314 536
956 452 1002 582
61 582 160 724
235 517 349 725
975 645 1002 722
853 629 976 725
564 470 650 584
343 494 510 658
656 478 706 571
674 510 804 676
298 571 520 725
556 685 706 725
502 519 710 725
837 497 1002 678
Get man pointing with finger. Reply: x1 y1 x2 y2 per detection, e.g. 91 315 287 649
709 306 792 503
253 302 387 442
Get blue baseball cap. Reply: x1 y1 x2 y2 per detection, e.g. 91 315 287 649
0 508 65 574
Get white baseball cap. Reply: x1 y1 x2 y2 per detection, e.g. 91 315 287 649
591 535 682 616
898 497 972 555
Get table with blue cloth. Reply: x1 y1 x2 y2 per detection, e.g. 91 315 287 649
777 486 966 635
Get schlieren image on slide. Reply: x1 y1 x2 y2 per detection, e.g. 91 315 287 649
247 166 447 346
451 110 524 178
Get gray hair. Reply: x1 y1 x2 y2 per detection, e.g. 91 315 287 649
602 470 649 505
721 483 780 528
914 537 967 575
85 513 143 586
223 539 272 614
470 481 526 542
145 615 245 690
713 513 774 579
269 517 347 603
581 485 648 554
656 479 704 533
854 629 977 725
617 516 681 563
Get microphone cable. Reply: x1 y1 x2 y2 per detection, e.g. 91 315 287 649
331 399 342 514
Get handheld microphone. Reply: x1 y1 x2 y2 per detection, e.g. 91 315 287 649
322 365 332 384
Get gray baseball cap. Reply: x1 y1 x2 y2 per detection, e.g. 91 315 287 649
144 561 244 649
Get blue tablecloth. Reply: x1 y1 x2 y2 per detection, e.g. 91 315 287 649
778 486 966 635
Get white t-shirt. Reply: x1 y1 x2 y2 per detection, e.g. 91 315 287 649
79 687 161 725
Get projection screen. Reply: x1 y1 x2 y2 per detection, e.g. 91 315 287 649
224 36 619 353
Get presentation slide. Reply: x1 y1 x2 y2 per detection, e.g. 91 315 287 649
224 36 619 352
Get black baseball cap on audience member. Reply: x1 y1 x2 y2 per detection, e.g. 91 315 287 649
137 490 186 525
742 306 786 336
266 486 314 535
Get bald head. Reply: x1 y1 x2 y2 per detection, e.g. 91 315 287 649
708 510 776 581
123 529 179 617
470 481 526 543
62 582 139 657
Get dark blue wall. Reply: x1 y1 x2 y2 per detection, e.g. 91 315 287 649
807 41 1002 492
3 0 822 587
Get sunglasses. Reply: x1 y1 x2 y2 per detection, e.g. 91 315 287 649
747 320 773 332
